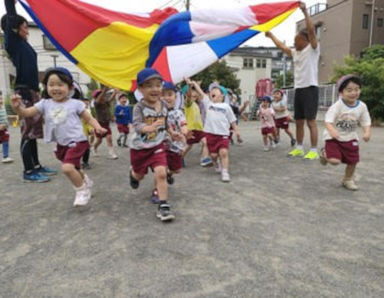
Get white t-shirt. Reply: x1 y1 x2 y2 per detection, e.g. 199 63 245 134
323 99 371 142
272 97 289 119
202 96 236 136
292 43 320 89
35 98 87 146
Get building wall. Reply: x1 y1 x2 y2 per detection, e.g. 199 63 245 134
223 55 272 102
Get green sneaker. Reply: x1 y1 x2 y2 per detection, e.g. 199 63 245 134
303 151 319 160
288 148 305 157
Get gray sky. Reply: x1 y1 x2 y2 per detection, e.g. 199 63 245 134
0 0 322 46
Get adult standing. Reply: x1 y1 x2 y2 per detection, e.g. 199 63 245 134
266 2 320 160
2 0 57 181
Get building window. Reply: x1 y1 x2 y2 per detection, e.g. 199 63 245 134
262 59 266 68
42 35 56 50
315 25 321 39
243 58 254 69
362 14 369 29
378 18 383 27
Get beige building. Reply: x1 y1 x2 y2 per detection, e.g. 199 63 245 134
297 0 384 83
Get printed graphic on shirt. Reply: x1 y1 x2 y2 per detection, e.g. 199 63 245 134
49 106 68 125
143 115 167 142
335 113 358 133
167 109 187 153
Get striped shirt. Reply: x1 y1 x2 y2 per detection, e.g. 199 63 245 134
0 107 8 126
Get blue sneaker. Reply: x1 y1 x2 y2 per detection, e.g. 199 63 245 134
36 166 58 176
23 171 50 183
200 157 213 167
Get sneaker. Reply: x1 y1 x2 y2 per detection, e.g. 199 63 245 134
303 151 319 160
2 157 14 163
221 171 231 182
108 152 118 159
117 139 121 147
215 160 222 173
93 149 99 157
151 189 160 204
288 148 305 157
263 146 269 152
319 148 327 166
84 174 94 189
82 162 91 170
23 171 50 183
129 170 139 189
342 178 359 191
167 174 174 185
290 138 296 147
271 142 276 149
200 157 213 167
237 137 244 144
73 185 91 207
156 203 175 222
36 166 58 176
122 144 129 148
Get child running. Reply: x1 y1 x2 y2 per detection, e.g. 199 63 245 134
129 68 175 222
11 67 107 206
187 78 240 182
258 96 276 151
114 93 132 148
92 87 118 159
320 75 371 191
272 89 296 146
0 92 14 163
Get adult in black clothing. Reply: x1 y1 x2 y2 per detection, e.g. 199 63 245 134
2 0 57 182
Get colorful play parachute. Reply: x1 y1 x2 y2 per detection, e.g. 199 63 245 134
19 0 299 90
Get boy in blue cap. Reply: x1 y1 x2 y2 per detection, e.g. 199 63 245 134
258 96 276 151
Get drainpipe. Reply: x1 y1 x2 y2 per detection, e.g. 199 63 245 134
369 0 376 47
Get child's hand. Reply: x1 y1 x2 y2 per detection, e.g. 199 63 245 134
265 31 272 38
152 118 165 128
186 131 195 140
11 94 22 110
299 1 306 12
96 127 108 135
171 132 184 142
330 130 340 140
363 132 370 142
236 133 243 144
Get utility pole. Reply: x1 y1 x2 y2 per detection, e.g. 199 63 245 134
186 0 190 11
50 54 58 67
369 0 376 47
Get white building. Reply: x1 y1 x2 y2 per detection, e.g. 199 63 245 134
0 22 92 98
222 47 273 102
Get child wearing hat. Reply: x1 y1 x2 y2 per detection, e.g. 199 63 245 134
258 96 276 151
114 93 132 148
0 92 14 163
320 75 371 191
129 68 175 222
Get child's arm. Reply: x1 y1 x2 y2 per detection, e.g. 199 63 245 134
107 89 118 103
362 126 371 142
184 77 205 101
325 122 339 140
80 110 107 135
95 87 108 103
231 122 241 141
10 94 39 118
239 100 249 114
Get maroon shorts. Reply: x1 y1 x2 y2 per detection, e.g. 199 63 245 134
205 133 230 154
187 130 206 145
0 129 10 143
325 139 359 165
130 143 167 176
55 141 90 169
261 127 276 135
117 124 129 134
95 121 112 138
166 150 183 172
274 117 289 129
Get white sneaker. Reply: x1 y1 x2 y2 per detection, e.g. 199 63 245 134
73 184 91 207
2 157 14 163
93 148 99 157
271 142 276 149
221 171 231 182
215 159 222 173
84 174 94 189
342 178 359 191
108 152 118 159
263 146 269 152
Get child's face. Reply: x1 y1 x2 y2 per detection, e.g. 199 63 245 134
341 81 361 104
162 89 177 108
119 96 128 106
210 88 223 103
18 22 29 40
138 78 163 104
261 100 270 108
273 92 282 102
47 74 72 102
185 89 199 104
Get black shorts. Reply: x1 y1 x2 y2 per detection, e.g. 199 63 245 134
294 86 319 120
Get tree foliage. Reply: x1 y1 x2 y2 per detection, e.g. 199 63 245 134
275 71 294 88
191 60 241 96
333 44 384 121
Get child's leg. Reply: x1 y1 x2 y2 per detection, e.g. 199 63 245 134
284 128 295 139
262 134 268 146
154 166 168 201
182 144 192 158
93 137 102 152
123 133 128 146
201 137 210 159
344 163 356 180
30 139 41 168
218 148 229 171
275 128 280 141
268 134 274 144
2 141 9 158
82 148 90 164
210 152 218 163
89 132 95 146
62 163 84 187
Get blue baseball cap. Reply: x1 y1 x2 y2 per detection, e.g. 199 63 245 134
137 68 163 85
262 96 272 102
163 81 177 91
44 67 73 81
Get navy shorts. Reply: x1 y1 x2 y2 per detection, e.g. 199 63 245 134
294 86 319 120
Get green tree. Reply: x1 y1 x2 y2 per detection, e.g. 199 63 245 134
191 60 241 96
275 71 294 88
333 44 384 122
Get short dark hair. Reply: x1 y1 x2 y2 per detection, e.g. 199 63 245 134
338 76 362 93
41 70 73 98
298 29 309 41
1 14 28 32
